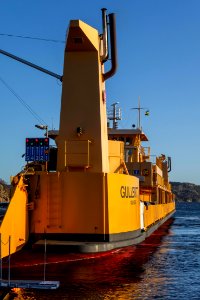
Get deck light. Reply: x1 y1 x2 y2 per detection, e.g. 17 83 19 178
35 124 48 137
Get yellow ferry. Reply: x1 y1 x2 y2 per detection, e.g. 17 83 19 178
0 9 175 259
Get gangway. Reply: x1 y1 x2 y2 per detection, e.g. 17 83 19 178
0 279 60 289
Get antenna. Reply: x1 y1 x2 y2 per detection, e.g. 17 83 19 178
131 96 149 129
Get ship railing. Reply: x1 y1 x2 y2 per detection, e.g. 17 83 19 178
148 155 156 165
142 147 151 160
124 145 151 163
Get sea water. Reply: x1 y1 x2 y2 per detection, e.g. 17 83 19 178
7 202 200 299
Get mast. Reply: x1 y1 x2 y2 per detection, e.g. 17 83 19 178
131 96 149 129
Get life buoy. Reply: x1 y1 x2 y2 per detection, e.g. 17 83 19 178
142 169 149 176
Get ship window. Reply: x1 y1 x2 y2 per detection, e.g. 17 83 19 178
125 138 132 145
73 37 83 44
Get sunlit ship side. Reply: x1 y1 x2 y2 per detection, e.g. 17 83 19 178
0 9 175 261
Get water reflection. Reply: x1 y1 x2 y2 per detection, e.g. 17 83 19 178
7 203 200 299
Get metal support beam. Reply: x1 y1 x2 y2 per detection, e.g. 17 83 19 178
0 49 62 81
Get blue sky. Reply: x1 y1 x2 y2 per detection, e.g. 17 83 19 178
0 0 200 184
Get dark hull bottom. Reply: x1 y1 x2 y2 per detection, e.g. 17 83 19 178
33 210 176 253
34 211 175 253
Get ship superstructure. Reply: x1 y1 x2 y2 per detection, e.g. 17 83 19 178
0 9 175 258
108 115 174 231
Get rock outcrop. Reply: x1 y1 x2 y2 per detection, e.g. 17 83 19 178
0 179 10 202
171 182 200 202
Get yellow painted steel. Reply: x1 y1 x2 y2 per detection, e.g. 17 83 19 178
108 140 124 173
106 173 140 233
0 176 28 258
144 202 175 229
57 19 109 173
30 172 106 235
29 172 140 237
68 20 99 50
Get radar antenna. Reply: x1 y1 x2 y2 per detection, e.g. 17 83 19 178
107 102 122 129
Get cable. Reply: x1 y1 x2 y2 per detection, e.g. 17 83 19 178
0 33 65 44
0 76 48 125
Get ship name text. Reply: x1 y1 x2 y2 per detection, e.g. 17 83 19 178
120 186 138 199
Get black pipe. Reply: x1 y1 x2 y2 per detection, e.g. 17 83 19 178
168 157 172 172
103 13 117 81
101 8 109 62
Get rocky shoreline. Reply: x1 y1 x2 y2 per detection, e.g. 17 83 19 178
0 179 10 202
171 182 200 202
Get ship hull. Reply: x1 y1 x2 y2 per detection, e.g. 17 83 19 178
31 209 175 253
0 215 175 284
0 173 175 258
